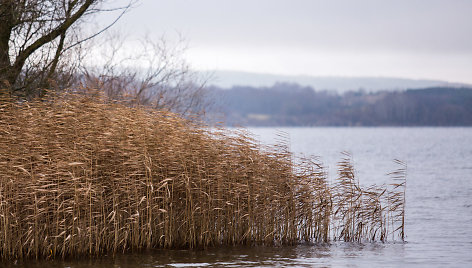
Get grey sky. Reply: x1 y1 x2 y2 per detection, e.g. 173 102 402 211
98 0 472 83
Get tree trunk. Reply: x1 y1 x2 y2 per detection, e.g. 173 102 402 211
0 1 15 91
0 0 97 95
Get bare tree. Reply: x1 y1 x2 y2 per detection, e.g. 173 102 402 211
0 0 211 118
81 34 211 117
0 0 132 98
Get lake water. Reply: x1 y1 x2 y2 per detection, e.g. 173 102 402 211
5 127 472 267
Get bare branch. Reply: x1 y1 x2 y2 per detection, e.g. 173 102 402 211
13 0 97 73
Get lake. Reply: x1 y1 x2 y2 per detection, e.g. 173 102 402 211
5 127 472 267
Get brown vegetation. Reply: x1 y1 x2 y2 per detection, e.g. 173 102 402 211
0 91 405 260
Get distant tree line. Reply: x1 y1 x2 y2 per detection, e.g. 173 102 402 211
208 83 472 126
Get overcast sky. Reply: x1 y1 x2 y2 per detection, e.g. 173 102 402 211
97 0 472 84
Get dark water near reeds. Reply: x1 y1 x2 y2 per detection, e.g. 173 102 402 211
5 127 472 267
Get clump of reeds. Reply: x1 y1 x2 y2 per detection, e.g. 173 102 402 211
0 92 406 260
331 153 406 242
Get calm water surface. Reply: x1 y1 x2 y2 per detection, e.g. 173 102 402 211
5 127 472 267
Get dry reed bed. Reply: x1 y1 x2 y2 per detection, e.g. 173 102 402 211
0 94 406 260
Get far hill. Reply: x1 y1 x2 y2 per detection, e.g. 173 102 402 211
207 83 472 126
205 70 469 93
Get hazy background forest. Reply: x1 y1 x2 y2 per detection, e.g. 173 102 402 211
208 83 472 126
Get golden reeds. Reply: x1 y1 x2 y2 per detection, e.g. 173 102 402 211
331 153 406 242
0 93 406 260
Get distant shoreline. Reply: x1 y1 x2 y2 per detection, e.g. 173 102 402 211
208 85 472 127
204 70 471 93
